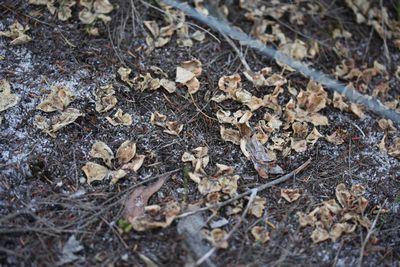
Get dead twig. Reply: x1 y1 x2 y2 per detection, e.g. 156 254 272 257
357 200 386 267
379 0 391 66
177 158 311 219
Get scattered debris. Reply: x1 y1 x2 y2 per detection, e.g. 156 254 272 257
82 140 145 184
0 21 32 45
297 183 372 243
0 80 19 112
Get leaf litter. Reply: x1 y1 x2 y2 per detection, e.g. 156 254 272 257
1 0 400 265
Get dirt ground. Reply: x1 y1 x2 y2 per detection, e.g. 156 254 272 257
0 0 399 266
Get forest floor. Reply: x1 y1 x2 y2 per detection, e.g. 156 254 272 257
0 0 399 266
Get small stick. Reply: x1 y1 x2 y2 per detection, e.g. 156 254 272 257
177 158 311 219
357 200 386 267
196 188 258 266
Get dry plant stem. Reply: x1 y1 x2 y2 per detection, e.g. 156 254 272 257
196 189 258 266
357 200 386 267
379 0 391 65
222 34 252 72
177 158 311 219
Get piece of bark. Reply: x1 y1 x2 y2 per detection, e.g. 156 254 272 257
177 213 217 267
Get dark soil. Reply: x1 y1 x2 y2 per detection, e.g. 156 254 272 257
0 0 399 266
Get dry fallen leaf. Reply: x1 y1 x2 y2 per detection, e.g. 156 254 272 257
220 126 241 145
203 228 228 249
251 226 270 243
176 59 202 94
350 103 366 120
245 135 283 178
0 21 32 45
298 183 372 243
326 129 347 145
51 108 83 133
116 140 136 165
79 0 113 25
90 141 114 167
311 222 330 243
82 162 109 184
124 175 169 227
290 139 307 153
330 222 356 242
106 108 132 126
121 154 145 172
129 201 181 231
0 80 19 112
182 146 209 173
281 188 301 203
164 121 184 136
36 86 75 112
249 196 266 218
94 84 117 113
388 138 400 159
118 67 134 87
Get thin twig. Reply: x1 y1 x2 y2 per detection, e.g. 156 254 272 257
357 200 386 267
379 0 391 66
177 158 311 219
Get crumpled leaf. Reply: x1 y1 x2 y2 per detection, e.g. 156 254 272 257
82 162 109 184
330 222 356 242
110 169 128 184
144 21 174 50
121 154 145 172
0 21 32 45
388 138 400 159
164 121 183 136
150 111 167 127
124 175 168 228
150 112 183 136
245 135 283 178
116 140 136 165
297 207 319 227
90 141 114 167
79 0 113 25
251 226 270 243
297 80 327 113
326 129 347 145
93 0 113 14
36 86 75 112
281 188 301 203
0 80 19 112
306 127 323 146
202 228 228 249
94 84 117 113
130 201 180 231
106 108 132 126
220 126 241 145
176 59 202 94
350 103 366 120
311 222 330 243
378 119 396 133
290 138 307 153
249 196 266 218
182 146 209 173
298 183 371 243
118 67 134 87
159 78 176 93
332 92 349 111
51 108 83 133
